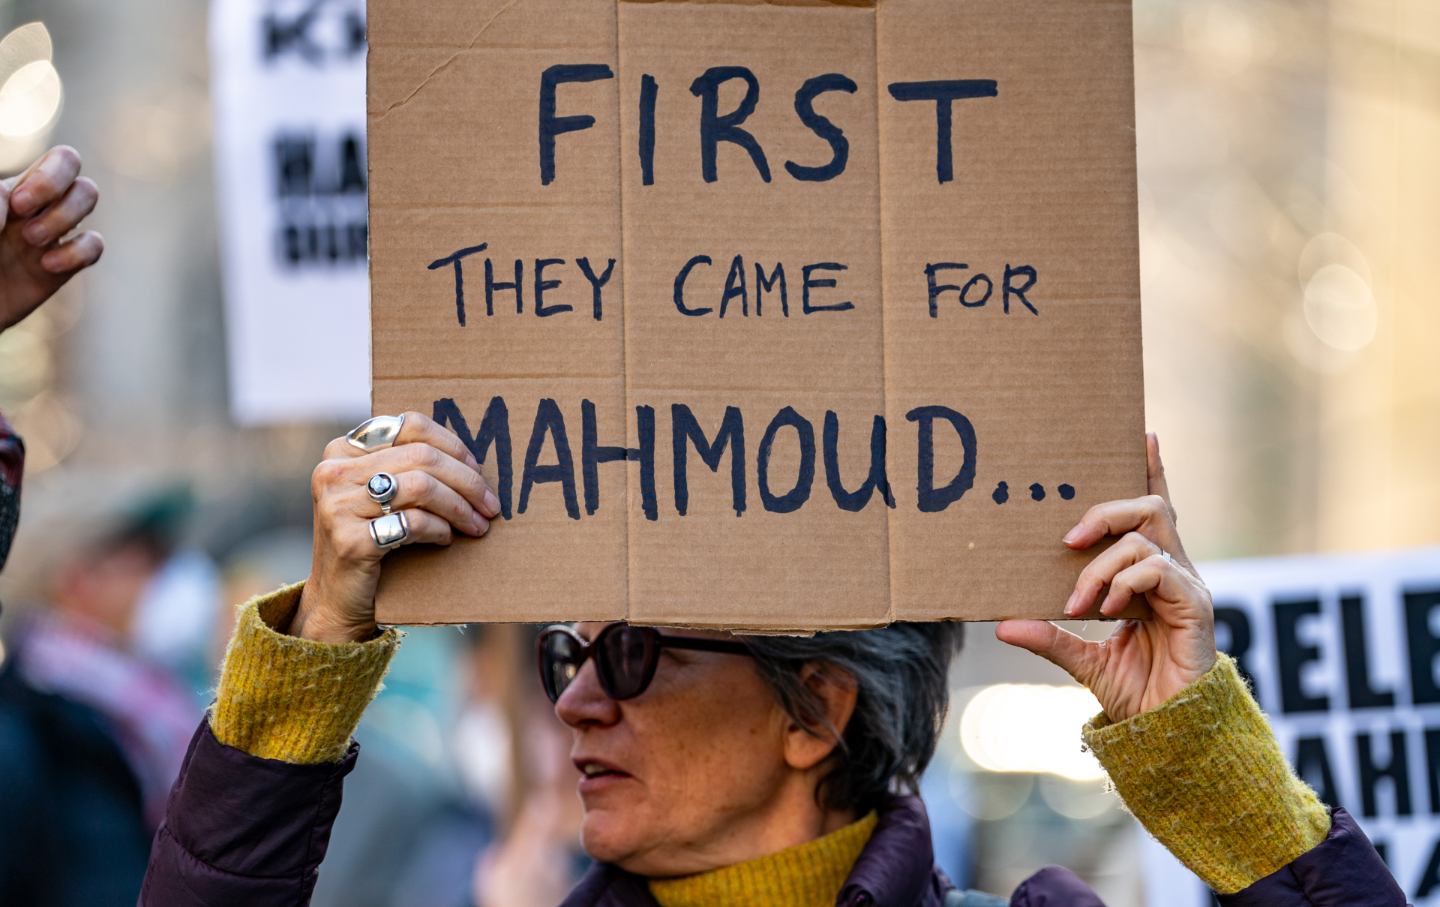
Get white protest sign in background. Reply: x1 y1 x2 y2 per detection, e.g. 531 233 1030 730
211 0 370 424
1142 547 1440 905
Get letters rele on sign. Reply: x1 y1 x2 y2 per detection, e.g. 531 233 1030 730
367 0 1146 629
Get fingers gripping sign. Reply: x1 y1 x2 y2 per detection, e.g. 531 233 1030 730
291 412 503 645
996 434 1218 722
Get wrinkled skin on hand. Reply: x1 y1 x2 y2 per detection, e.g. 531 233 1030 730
997 434 1217 723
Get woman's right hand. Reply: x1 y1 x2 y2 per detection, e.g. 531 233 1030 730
289 412 500 644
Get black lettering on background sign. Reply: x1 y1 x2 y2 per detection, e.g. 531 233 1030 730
1293 735 1341 808
1418 836 1440 898
1427 729 1440 814
1341 592 1397 709
1274 598 1330 714
271 130 368 269
1406 587 1440 705
1212 605 1257 693
1356 730 1413 818
262 1 365 65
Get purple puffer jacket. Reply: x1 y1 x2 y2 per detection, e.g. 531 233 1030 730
140 721 1407 907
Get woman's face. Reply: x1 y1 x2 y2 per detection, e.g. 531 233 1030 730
553 622 798 877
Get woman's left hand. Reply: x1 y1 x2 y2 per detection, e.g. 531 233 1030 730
996 433 1217 723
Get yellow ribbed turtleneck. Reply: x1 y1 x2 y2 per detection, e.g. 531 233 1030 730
647 811 878 907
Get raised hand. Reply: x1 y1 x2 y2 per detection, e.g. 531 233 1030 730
995 434 1216 722
291 411 501 644
0 146 104 333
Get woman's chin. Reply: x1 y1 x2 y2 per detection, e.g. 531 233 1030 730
578 808 642 865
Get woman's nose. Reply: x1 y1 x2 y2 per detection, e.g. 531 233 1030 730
553 658 622 728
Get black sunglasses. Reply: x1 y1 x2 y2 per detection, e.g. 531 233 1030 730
537 623 753 703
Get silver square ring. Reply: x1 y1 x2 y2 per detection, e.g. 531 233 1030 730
369 511 410 550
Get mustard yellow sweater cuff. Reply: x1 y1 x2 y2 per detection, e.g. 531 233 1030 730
1082 653 1330 894
210 582 401 765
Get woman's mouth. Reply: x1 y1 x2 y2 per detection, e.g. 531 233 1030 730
574 759 632 793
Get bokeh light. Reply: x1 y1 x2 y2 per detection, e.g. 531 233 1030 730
0 58 61 138
959 684 1106 783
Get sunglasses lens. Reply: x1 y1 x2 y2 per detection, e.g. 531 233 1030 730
597 626 658 700
539 630 584 703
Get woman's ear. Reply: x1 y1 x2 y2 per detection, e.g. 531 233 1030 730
782 663 859 772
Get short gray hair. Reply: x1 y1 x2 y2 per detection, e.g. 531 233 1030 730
745 622 964 814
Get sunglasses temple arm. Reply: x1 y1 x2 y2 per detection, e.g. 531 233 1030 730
659 636 753 656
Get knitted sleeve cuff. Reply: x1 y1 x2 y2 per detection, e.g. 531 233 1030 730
210 582 400 765
1082 653 1331 894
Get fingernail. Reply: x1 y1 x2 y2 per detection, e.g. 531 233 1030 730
1062 526 1082 545
1063 592 1079 617
22 221 47 245
11 188 32 213
482 489 500 517
474 515 490 535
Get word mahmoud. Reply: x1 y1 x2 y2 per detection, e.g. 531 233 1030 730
433 396 1070 522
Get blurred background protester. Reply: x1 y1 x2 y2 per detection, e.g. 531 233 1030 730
306 623 587 907
0 489 211 904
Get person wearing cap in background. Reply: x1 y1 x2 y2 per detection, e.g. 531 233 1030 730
141 412 1407 906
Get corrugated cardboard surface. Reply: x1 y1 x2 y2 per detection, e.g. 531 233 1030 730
368 0 1145 628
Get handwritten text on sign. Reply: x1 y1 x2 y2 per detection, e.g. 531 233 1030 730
422 66 1056 523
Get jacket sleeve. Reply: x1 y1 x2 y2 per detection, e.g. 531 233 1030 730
139 721 357 906
1083 655 1406 905
139 583 401 906
1218 807 1408 906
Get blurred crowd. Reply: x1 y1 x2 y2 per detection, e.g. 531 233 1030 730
0 479 988 905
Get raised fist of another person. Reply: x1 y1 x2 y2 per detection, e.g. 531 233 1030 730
0 145 104 333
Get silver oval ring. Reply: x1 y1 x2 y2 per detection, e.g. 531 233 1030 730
346 414 406 453
369 511 410 550
367 472 399 514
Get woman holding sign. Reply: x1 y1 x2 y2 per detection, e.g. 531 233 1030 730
141 418 1403 906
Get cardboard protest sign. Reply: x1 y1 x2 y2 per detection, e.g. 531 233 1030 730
367 0 1145 628
1142 549 1440 904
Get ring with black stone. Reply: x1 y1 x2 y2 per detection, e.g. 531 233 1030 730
367 472 399 515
